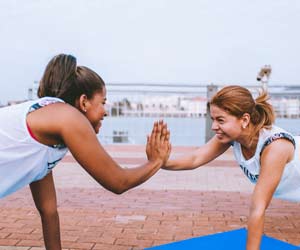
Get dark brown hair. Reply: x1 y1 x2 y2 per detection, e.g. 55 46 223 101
210 85 275 137
38 54 105 106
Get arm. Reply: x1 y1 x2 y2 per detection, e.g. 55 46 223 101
163 135 230 170
58 107 170 194
30 172 61 250
246 139 294 250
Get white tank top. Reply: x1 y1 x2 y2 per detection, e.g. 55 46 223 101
0 97 68 198
232 126 300 202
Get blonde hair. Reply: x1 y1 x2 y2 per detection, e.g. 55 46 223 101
210 85 275 137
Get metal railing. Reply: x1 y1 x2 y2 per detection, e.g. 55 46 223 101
99 83 300 145
25 82 300 145
105 83 300 119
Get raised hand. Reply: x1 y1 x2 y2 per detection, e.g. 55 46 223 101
146 120 171 165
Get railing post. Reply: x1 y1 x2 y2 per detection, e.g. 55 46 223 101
205 84 218 142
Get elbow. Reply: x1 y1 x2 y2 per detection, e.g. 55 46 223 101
248 203 266 222
105 179 130 195
249 209 265 222
36 206 59 220
191 156 202 170
110 185 127 195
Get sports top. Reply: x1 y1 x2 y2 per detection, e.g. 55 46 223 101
0 97 68 198
232 126 300 202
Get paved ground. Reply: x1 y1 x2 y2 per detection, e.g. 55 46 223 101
0 145 300 250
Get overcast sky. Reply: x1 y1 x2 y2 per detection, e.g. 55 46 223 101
0 0 299 104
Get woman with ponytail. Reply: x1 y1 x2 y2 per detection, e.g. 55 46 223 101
0 54 171 250
163 85 299 250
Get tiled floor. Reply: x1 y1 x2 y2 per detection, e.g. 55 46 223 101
0 145 299 249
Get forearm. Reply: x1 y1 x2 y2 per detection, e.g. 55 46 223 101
40 211 61 250
162 157 196 170
30 173 61 250
117 159 163 193
246 210 265 250
163 139 229 171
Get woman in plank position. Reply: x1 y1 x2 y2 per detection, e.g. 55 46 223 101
163 85 299 250
0 54 170 249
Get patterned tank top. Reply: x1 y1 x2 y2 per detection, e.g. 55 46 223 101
232 126 300 202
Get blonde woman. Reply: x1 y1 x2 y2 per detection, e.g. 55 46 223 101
163 85 299 250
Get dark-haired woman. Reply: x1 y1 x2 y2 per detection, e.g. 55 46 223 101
0 54 170 249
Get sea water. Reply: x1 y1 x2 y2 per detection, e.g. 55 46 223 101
98 117 300 146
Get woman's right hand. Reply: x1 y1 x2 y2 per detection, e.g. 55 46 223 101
146 120 171 165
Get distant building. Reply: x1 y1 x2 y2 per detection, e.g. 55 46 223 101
113 95 208 118
28 81 39 100
23 82 300 118
271 98 300 118
7 100 27 106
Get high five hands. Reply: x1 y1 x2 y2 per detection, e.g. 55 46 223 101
146 120 171 166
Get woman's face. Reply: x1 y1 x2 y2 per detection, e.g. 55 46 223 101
84 87 107 134
209 104 245 143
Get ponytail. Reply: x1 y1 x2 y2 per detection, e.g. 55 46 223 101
250 90 275 137
38 54 105 106
38 54 77 99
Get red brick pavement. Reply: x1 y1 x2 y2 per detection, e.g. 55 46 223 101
0 145 299 250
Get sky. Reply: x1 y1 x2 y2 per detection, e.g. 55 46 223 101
0 0 300 104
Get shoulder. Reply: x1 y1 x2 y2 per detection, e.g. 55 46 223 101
31 101 80 117
41 101 80 116
42 102 88 126
259 126 295 163
259 126 295 156
260 138 295 166
28 101 91 136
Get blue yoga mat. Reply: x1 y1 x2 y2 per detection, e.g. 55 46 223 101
146 228 299 250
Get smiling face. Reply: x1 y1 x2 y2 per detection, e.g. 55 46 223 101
209 104 245 143
84 87 107 134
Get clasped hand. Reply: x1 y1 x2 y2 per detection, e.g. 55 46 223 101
146 120 171 165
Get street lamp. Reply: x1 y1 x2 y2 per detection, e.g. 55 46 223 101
257 65 272 91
